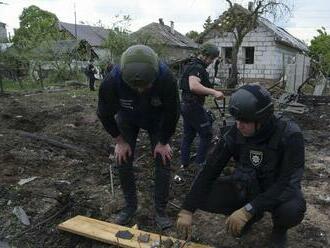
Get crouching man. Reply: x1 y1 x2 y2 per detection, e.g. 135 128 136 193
177 85 306 248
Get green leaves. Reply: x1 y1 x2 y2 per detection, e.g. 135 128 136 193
12 5 64 49
309 27 330 76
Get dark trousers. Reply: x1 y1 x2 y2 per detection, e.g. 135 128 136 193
180 102 212 166
89 77 95 90
116 115 171 212
199 180 306 230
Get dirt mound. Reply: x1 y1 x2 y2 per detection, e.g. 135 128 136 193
0 89 329 247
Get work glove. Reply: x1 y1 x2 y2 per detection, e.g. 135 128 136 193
176 210 193 240
225 207 253 237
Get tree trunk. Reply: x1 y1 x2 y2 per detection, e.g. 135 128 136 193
227 44 239 88
0 72 4 93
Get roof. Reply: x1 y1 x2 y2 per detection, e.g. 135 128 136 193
132 22 198 49
259 17 308 52
52 40 82 53
59 22 110 47
199 4 308 52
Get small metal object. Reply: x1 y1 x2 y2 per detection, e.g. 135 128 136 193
162 238 174 248
115 230 134 240
138 233 150 243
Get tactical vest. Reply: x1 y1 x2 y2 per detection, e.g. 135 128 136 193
179 58 211 104
109 64 167 129
225 118 296 199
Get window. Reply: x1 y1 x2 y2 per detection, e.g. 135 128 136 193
244 47 254 64
224 47 232 64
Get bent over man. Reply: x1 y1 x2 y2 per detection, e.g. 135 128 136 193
98 45 180 229
177 85 306 248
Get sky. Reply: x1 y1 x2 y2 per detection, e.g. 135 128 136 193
0 0 330 44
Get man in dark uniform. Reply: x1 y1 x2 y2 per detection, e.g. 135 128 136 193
86 60 97 91
179 43 224 169
97 45 180 229
176 85 306 248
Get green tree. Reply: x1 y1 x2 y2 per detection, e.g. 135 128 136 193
12 5 64 49
309 27 330 76
218 0 292 88
186 30 200 41
103 15 133 63
203 16 213 31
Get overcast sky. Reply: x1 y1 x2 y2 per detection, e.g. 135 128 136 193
1 0 329 44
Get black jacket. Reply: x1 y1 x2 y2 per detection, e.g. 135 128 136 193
97 63 180 145
182 116 305 215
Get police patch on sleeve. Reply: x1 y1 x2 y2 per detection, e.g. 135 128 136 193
249 150 263 167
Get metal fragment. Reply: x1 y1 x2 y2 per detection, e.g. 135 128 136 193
115 230 134 240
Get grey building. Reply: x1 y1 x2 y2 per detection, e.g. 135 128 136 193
131 19 198 64
0 22 8 42
199 6 310 85
58 22 110 60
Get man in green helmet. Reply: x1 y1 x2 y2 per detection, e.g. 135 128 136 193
179 42 224 170
97 45 180 229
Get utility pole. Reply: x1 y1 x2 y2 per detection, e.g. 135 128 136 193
74 2 77 39
74 2 78 74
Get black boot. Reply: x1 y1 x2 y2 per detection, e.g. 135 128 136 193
155 209 172 230
115 207 136 225
269 228 288 248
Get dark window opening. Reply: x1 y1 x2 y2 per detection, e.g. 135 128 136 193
245 47 254 64
224 47 232 64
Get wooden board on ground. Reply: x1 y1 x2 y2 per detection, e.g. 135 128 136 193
58 215 214 248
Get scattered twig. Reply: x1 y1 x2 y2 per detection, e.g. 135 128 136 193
11 202 71 240
20 131 83 151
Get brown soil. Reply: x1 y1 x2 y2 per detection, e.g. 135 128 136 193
0 86 329 248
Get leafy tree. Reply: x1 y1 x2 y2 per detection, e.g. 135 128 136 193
186 30 200 41
12 5 64 49
309 27 330 76
103 15 133 63
203 16 214 31
217 0 292 88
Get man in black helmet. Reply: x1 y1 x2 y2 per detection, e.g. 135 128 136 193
176 84 306 248
97 45 180 229
179 42 224 169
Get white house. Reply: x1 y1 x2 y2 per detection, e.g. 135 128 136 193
0 22 8 42
199 7 310 85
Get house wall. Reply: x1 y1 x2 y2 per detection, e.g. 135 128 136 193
0 23 7 42
204 25 306 84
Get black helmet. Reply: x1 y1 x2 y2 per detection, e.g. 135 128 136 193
229 84 274 122
200 43 219 59
120 45 159 89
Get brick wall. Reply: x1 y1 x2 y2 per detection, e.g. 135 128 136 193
205 25 306 84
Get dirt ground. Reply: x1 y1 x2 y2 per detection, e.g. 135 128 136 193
0 85 329 248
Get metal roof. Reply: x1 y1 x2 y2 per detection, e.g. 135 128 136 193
59 22 109 47
132 22 198 49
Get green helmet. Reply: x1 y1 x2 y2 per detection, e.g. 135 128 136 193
229 84 274 122
200 43 219 59
120 45 159 89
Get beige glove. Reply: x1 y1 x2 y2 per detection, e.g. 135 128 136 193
225 207 253 236
176 210 193 240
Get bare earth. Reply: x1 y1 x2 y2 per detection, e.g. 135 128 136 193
0 86 329 248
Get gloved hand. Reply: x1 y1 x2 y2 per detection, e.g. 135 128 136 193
225 207 253 236
176 210 193 240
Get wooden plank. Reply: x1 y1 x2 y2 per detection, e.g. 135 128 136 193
58 215 214 248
